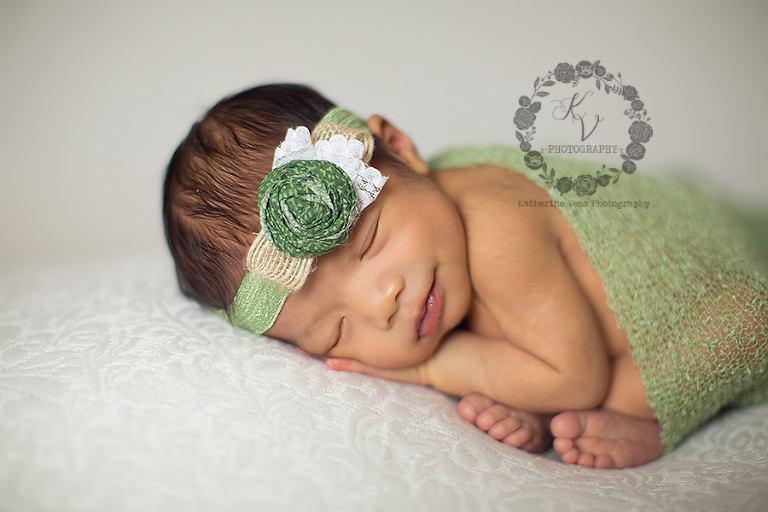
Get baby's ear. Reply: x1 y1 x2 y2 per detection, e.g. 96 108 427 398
367 115 429 175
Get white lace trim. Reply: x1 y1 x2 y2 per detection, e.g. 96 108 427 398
273 126 388 211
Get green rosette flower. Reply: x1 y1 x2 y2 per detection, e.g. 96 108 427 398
259 159 357 258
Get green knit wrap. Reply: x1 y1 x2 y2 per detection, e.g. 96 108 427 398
429 146 768 452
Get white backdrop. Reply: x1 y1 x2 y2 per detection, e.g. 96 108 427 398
1 0 767 267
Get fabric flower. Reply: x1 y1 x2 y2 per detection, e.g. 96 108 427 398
260 126 388 258
259 159 357 258
273 127 387 213
273 127 315 166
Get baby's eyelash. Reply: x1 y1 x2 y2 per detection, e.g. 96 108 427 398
360 216 380 259
330 317 345 352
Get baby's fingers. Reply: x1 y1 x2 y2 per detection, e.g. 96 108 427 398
326 357 385 376
294 349 379 375
326 358 426 385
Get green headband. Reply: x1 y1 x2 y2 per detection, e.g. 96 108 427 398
227 107 387 334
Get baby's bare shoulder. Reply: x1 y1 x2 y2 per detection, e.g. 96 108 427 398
433 165 555 235
431 164 537 197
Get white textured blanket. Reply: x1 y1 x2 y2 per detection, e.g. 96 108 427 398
1 253 766 511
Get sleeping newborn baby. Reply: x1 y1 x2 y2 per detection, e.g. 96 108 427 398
163 83 768 469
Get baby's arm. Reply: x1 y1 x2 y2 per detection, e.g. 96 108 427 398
330 188 611 413
327 327 607 414
431 187 611 411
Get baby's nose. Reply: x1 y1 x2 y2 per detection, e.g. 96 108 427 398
358 273 403 330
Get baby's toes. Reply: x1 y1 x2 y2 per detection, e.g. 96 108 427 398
576 452 596 468
500 425 534 449
487 416 525 441
476 404 513 431
553 437 574 454
457 393 495 423
593 454 616 469
553 438 579 464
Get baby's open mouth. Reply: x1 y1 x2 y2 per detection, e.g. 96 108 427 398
418 273 442 338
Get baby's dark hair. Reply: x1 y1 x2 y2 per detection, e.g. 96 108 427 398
162 84 335 311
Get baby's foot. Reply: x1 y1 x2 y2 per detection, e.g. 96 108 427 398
457 393 552 453
550 409 664 469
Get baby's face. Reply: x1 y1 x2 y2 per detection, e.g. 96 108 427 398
265 160 472 369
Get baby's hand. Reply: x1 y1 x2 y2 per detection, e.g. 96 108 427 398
325 356 429 386
294 347 429 386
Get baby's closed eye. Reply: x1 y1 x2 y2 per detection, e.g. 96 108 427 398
328 317 345 354
359 213 380 260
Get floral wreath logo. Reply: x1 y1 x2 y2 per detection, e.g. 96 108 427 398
515 60 653 196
